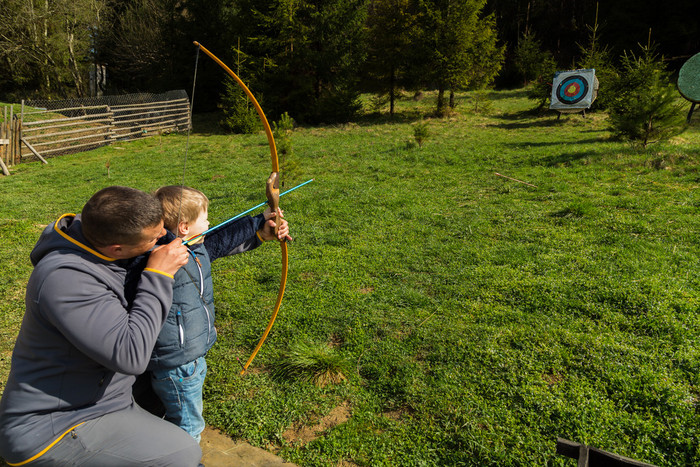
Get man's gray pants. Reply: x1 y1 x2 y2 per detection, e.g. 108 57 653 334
27 403 202 466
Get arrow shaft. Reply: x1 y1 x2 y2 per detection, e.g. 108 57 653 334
183 178 313 245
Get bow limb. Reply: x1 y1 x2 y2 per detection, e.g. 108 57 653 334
192 41 288 375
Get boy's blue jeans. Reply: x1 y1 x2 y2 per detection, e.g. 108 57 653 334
151 356 207 443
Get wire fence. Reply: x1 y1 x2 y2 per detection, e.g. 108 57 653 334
1 90 190 172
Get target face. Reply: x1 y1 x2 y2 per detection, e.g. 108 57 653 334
550 69 597 110
556 76 588 104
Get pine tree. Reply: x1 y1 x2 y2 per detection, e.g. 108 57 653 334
233 0 369 124
514 32 550 86
414 0 503 117
219 78 261 134
607 42 687 148
574 4 618 110
363 0 420 117
514 32 557 111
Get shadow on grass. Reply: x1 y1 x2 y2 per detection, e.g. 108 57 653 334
500 138 609 148
355 109 430 126
480 88 531 101
191 112 228 136
490 117 611 131
541 150 599 166
490 120 562 130
191 108 430 134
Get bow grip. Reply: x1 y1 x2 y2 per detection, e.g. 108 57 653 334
266 172 280 236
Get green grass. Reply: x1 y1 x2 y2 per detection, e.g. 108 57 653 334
1 89 700 465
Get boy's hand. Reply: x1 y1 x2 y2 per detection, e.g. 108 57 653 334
259 210 293 242
147 238 189 276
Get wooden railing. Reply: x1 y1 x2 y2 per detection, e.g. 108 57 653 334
1 92 190 174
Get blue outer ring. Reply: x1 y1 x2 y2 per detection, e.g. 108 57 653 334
556 75 589 104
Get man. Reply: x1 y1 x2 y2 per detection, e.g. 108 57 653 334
0 186 202 466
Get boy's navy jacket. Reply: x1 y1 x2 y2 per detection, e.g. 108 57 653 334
126 213 266 371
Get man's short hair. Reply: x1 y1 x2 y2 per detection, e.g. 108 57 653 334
81 186 163 247
155 186 209 233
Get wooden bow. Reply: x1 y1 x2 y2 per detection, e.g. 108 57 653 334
193 41 288 375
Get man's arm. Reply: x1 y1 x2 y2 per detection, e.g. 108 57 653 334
39 266 174 375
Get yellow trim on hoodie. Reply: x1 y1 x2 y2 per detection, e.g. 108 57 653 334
144 267 174 279
53 213 116 262
6 422 86 466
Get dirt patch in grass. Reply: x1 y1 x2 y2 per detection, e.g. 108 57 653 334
383 405 415 421
282 401 351 445
542 371 564 386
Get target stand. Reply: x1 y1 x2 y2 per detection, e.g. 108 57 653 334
677 52 700 123
550 69 598 119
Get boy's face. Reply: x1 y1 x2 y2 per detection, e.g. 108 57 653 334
187 209 209 239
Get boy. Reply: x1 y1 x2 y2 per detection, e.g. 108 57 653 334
149 186 290 442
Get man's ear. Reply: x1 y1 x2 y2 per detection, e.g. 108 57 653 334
101 244 123 258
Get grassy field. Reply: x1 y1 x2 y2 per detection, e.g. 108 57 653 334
1 89 700 466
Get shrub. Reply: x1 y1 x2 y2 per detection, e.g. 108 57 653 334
272 112 295 157
413 119 430 148
219 77 261 134
607 43 687 147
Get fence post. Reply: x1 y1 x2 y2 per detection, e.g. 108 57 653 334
21 138 48 164
10 105 16 166
15 116 21 165
0 106 9 175
20 100 24 161
107 104 114 143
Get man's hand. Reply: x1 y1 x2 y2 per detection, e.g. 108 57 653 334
147 238 189 276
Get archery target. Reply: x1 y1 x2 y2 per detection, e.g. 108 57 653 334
550 69 596 110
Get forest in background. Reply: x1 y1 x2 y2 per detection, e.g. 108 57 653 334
1 0 699 123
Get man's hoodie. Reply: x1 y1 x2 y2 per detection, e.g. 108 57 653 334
0 214 174 464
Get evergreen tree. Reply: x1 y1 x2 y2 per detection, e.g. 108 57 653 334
453 8 502 106
232 0 369 124
607 43 687 148
515 32 557 111
363 0 420 116
219 77 261 134
574 4 617 110
415 0 503 117
514 32 551 85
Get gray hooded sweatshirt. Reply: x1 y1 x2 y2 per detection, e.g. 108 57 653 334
0 214 174 464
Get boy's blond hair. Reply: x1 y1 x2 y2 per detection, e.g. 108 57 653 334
155 186 209 232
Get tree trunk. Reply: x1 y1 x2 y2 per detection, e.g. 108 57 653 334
436 85 446 117
43 0 50 92
449 89 455 108
67 21 84 97
389 65 396 117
